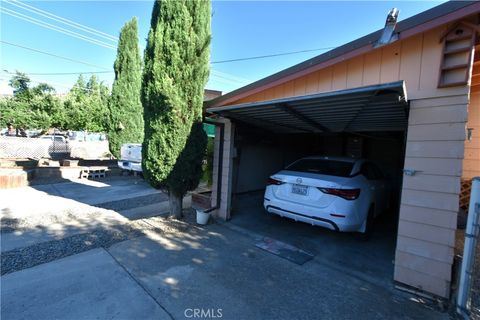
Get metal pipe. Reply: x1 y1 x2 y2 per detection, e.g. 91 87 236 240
203 118 225 213
457 177 480 317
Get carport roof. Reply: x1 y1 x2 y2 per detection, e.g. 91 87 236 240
207 81 408 133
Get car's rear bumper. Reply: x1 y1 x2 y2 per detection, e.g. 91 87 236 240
118 160 142 172
265 204 340 231
264 195 363 232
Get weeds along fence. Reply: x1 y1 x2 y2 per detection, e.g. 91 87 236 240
0 136 111 160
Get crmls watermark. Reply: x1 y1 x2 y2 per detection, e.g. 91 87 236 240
184 308 223 318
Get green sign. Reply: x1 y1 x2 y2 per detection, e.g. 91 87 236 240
203 123 215 138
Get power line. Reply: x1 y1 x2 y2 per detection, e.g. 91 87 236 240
20 71 114 76
0 7 116 50
211 69 251 83
211 47 336 64
5 0 118 42
0 40 111 70
12 69 248 86
1 72 102 93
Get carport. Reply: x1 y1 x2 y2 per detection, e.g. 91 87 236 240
208 80 409 208
205 1 480 299
207 80 410 287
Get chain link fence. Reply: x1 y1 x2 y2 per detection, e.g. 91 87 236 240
0 136 111 160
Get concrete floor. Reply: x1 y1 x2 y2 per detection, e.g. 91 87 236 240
1 180 448 319
1 248 170 320
228 192 399 288
110 222 445 320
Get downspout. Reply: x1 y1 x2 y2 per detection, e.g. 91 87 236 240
203 118 224 213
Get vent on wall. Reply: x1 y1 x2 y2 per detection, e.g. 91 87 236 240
438 21 479 88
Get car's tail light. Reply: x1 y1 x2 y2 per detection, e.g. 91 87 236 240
267 177 284 186
318 188 360 200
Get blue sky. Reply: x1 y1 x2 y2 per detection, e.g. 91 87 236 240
0 0 445 95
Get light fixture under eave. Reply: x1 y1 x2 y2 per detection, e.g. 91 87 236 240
374 8 400 48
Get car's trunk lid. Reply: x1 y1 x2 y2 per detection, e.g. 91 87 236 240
271 170 352 208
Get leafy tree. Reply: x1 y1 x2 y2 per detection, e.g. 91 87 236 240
64 74 110 132
0 73 62 131
142 0 211 218
107 17 143 158
8 71 32 101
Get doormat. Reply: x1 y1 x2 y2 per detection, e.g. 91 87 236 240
255 237 314 265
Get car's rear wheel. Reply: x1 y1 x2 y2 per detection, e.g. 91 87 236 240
359 206 375 241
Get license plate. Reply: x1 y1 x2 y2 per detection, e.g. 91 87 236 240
291 184 308 196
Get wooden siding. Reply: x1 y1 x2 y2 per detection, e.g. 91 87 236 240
395 93 469 298
463 91 480 179
229 26 470 106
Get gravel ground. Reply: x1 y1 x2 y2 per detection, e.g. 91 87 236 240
1 208 200 275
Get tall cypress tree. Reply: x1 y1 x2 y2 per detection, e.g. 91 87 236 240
142 0 210 218
107 17 143 158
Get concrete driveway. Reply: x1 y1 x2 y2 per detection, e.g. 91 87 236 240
0 178 448 319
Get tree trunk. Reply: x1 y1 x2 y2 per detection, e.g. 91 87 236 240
169 191 183 218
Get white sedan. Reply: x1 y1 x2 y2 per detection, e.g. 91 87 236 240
264 156 389 235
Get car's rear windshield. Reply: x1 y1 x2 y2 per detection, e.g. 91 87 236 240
286 159 354 177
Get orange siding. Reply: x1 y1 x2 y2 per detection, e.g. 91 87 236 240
346 56 364 88
318 67 333 92
363 49 382 86
380 41 401 84
227 26 470 105
331 62 347 91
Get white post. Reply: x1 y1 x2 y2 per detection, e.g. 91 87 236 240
457 177 480 317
